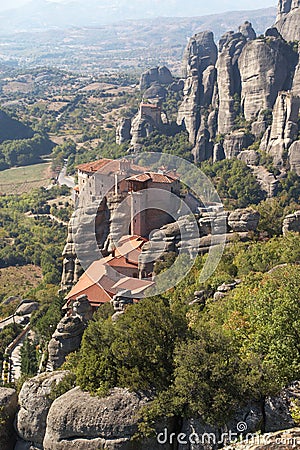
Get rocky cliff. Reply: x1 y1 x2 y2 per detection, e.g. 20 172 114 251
175 0 300 175
275 0 300 41
8 374 300 450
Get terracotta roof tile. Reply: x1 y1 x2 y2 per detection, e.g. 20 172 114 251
126 172 176 184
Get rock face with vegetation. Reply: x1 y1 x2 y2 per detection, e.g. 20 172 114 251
0 388 18 450
43 387 171 450
176 1 300 171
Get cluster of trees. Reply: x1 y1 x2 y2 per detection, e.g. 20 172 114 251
139 130 193 161
201 159 266 208
0 186 69 283
0 133 53 170
67 234 300 433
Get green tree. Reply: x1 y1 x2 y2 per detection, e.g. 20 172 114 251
20 338 38 377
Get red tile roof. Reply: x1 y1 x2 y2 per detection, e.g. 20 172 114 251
126 172 177 184
77 158 148 175
65 235 151 306
77 159 113 173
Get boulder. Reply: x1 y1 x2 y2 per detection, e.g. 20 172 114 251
239 21 257 41
228 209 260 232
282 210 300 234
213 143 225 162
0 388 18 450
15 371 70 447
43 387 173 449
15 301 39 316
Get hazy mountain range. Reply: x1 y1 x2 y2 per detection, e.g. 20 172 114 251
0 0 276 34
0 3 277 74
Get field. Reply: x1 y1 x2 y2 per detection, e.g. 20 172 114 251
0 265 43 319
0 163 52 194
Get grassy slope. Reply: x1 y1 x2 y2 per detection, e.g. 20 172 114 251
0 162 52 194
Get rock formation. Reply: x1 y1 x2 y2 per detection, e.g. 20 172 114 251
239 36 295 122
177 31 218 153
139 66 173 91
223 131 253 159
174 7 300 167
47 294 93 370
289 140 300 174
282 210 300 234
0 388 18 450
116 118 131 145
224 428 300 449
43 387 172 450
61 216 82 291
217 29 249 134
11 375 300 450
266 91 300 166
275 0 300 41
15 371 70 448
251 166 279 197
228 208 260 232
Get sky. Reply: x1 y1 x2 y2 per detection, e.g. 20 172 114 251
0 0 276 14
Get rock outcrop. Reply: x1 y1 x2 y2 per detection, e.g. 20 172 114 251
171 4 300 165
130 102 164 149
275 0 300 42
251 166 279 197
223 131 253 159
47 295 93 370
228 208 260 232
177 31 217 148
239 36 295 121
216 29 250 134
0 388 18 450
139 66 173 91
289 140 300 174
15 371 70 448
61 216 82 291
282 210 300 234
266 91 300 166
43 387 173 450
116 118 131 145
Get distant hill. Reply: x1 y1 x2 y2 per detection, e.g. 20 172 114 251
0 1 276 33
0 7 276 74
0 110 33 143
